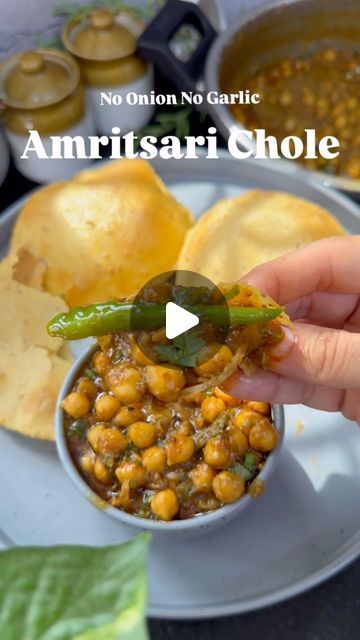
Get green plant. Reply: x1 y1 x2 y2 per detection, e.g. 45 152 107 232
0 533 150 640
136 105 206 144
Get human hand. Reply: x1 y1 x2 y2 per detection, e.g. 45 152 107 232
225 236 360 425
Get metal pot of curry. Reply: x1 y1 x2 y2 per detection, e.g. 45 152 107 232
139 0 360 197
206 0 360 197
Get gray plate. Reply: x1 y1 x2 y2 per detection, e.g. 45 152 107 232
0 155 360 619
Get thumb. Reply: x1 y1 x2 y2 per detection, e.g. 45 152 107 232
270 323 360 389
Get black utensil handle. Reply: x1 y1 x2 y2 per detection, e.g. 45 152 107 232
138 0 217 94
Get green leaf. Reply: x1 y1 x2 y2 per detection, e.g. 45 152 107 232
231 461 251 482
0 534 150 640
67 418 89 440
85 367 97 381
154 332 205 368
35 34 64 50
244 451 255 471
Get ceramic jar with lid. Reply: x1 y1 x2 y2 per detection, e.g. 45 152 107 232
0 49 94 183
62 8 154 136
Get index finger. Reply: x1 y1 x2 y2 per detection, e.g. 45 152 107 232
243 236 360 304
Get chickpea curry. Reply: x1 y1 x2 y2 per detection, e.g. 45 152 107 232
230 48 360 179
58 283 286 522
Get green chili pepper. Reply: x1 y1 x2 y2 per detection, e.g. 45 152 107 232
47 302 282 341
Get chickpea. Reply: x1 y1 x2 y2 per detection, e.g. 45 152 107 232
93 351 110 377
94 457 113 485
62 392 90 419
214 386 239 407
279 90 293 107
284 117 296 132
145 365 186 402
87 423 106 453
113 405 143 427
95 394 121 421
189 462 215 493
212 471 245 504
280 59 292 77
346 159 360 179
77 377 97 399
228 428 248 457
335 115 347 130
322 48 337 63
302 90 316 107
249 418 279 452
132 342 153 366
316 98 329 117
97 428 128 455
115 461 146 487
128 421 157 449
108 366 144 404
246 401 270 416
166 433 195 465
98 335 112 350
79 452 94 474
195 344 233 377
249 478 265 499
142 446 167 473
201 396 226 422
203 437 231 469
233 409 260 436
151 489 179 521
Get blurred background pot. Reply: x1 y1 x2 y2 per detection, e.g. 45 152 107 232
0 49 94 183
62 8 154 136
139 0 360 199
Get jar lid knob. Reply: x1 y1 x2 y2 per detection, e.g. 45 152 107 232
90 8 113 29
19 51 44 74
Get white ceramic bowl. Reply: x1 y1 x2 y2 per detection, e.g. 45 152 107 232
56 344 285 537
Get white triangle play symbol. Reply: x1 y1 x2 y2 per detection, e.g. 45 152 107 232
166 302 199 340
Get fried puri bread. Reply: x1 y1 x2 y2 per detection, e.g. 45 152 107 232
9 160 194 307
0 261 71 440
177 190 345 282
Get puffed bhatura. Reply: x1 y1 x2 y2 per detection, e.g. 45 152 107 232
177 190 345 283
9 160 194 307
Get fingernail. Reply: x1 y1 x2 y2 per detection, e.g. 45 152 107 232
272 325 295 358
223 370 267 394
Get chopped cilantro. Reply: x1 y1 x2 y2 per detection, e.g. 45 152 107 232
85 367 97 381
67 419 89 440
230 461 251 482
154 332 205 368
244 451 255 471
173 285 211 306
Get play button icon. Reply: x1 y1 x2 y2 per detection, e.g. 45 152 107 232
131 270 230 367
166 302 199 340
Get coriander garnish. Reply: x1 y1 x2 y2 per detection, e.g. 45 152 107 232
154 332 205 368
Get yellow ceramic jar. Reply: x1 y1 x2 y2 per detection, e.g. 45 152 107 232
62 8 154 135
0 49 94 182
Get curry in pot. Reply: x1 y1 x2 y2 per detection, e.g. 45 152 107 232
231 48 360 178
